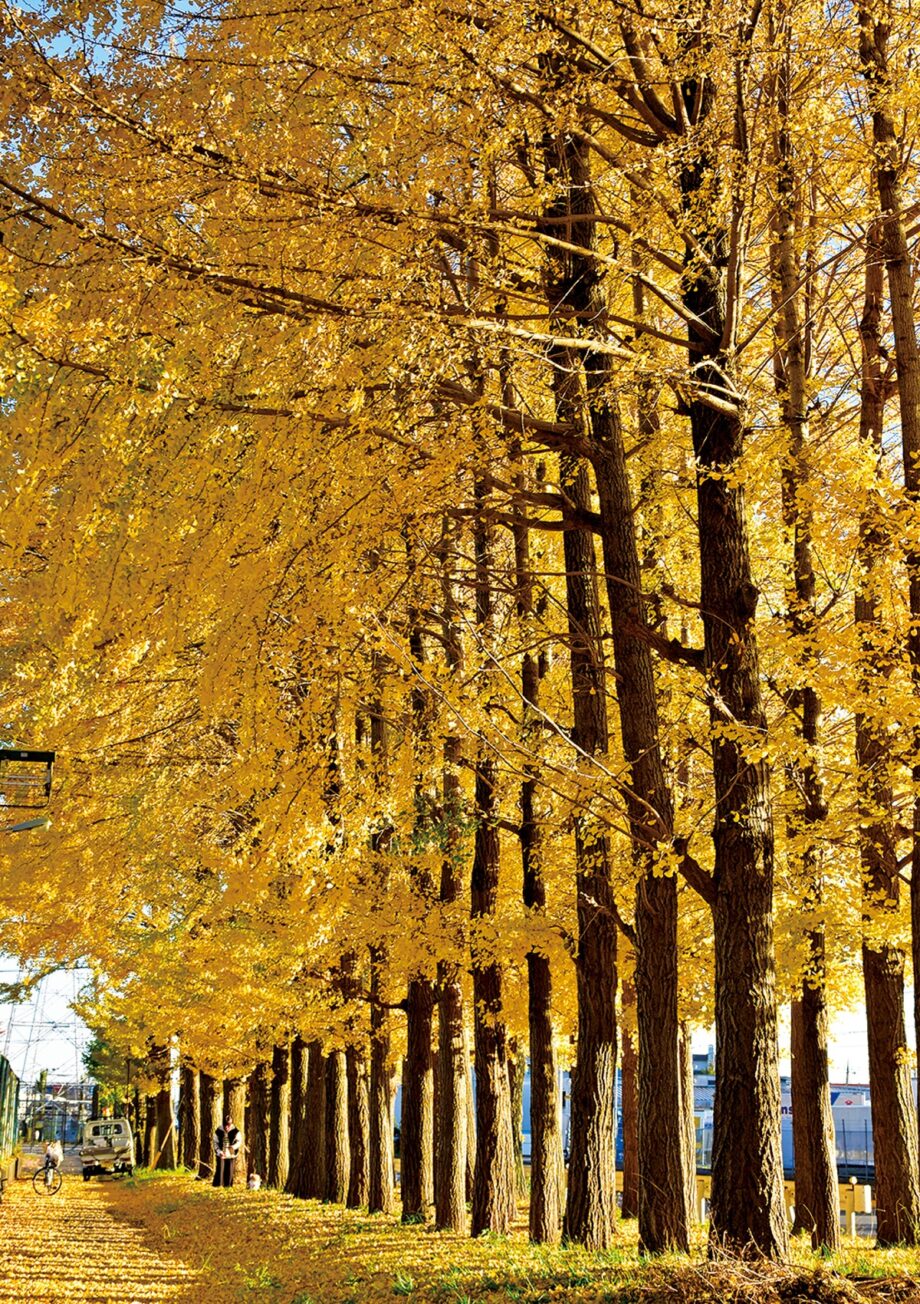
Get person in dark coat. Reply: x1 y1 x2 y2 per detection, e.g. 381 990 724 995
213 1115 241 1187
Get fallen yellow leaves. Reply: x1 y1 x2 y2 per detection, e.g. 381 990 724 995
3 1167 920 1303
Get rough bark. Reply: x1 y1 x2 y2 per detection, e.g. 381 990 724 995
678 134 787 1257
513 460 563 1242
469 480 517 1238
402 978 435 1221
508 1042 528 1199
179 1066 200 1172
248 1060 271 1184
285 1036 311 1198
143 1094 157 1170
324 1050 350 1204
678 1022 697 1226
769 16 840 1250
154 1088 175 1170
346 1042 370 1208
854 217 920 1246
556 449 617 1250
304 1040 327 1199
435 521 468 1234
368 956 395 1213
198 1072 221 1181
859 5 920 1240
620 981 639 1220
268 1043 290 1190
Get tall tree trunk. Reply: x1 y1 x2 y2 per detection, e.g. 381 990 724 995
324 1050 350 1204
620 979 639 1220
199 1072 221 1181
508 1042 527 1199
513 451 563 1243
543 128 684 1253
347 1042 370 1208
368 957 395 1213
268 1044 290 1190
401 576 437 1223
402 978 435 1221
435 518 468 1233
678 1022 697 1227
854 219 920 1245
179 1066 200 1172
769 15 840 1250
469 477 516 1238
678 128 787 1257
224 1078 247 1187
143 1094 157 1169
304 1040 327 1199
154 1091 175 1170
285 1036 311 1198
859 4 920 1243
557 449 617 1250
248 1060 271 1184
368 657 397 1216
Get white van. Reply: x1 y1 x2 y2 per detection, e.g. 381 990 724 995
79 1117 134 1180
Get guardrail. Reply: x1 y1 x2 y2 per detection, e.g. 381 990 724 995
694 1175 873 1236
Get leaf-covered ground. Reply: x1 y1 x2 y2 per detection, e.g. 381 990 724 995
3 1165 920 1303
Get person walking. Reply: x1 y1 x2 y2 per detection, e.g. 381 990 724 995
212 1115 241 1187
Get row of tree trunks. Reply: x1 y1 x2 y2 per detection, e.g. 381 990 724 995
543 124 685 1252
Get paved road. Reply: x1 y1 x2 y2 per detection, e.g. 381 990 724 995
0 1149 203 1303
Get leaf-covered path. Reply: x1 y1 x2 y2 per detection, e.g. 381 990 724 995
0 1160 203 1304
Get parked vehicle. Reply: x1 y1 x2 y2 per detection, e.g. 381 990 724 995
79 1117 134 1181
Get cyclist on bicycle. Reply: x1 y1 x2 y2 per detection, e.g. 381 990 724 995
44 1139 63 1169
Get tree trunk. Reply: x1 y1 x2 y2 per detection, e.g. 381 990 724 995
508 1042 527 1199
470 751 516 1234
854 216 920 1246
620 982 639 1220
179 1066 200 1171
769 19 840 1250
436 970 467 1231
154 1087 175 1170
402 978 435 1221
143 1094 157 1169
678 1022 697 1227
285 1036 311 1197
198 1072 221 1181
324 1050 350 1204
543 129 683 1253
224 1078 247 1187
368 957 395 1213
304 1040 326 1199
678 148 787 1258
434 520 469 1234
513 465 563 1243
347 1042 370 1208
859 5 920 1240
248 1060 271 1184
469 479 516 1237
268 1044 290 1190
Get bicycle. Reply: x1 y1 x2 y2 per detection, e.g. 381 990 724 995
32 1158 62 1196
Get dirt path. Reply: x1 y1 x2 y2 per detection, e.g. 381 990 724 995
0 1155 204 1304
